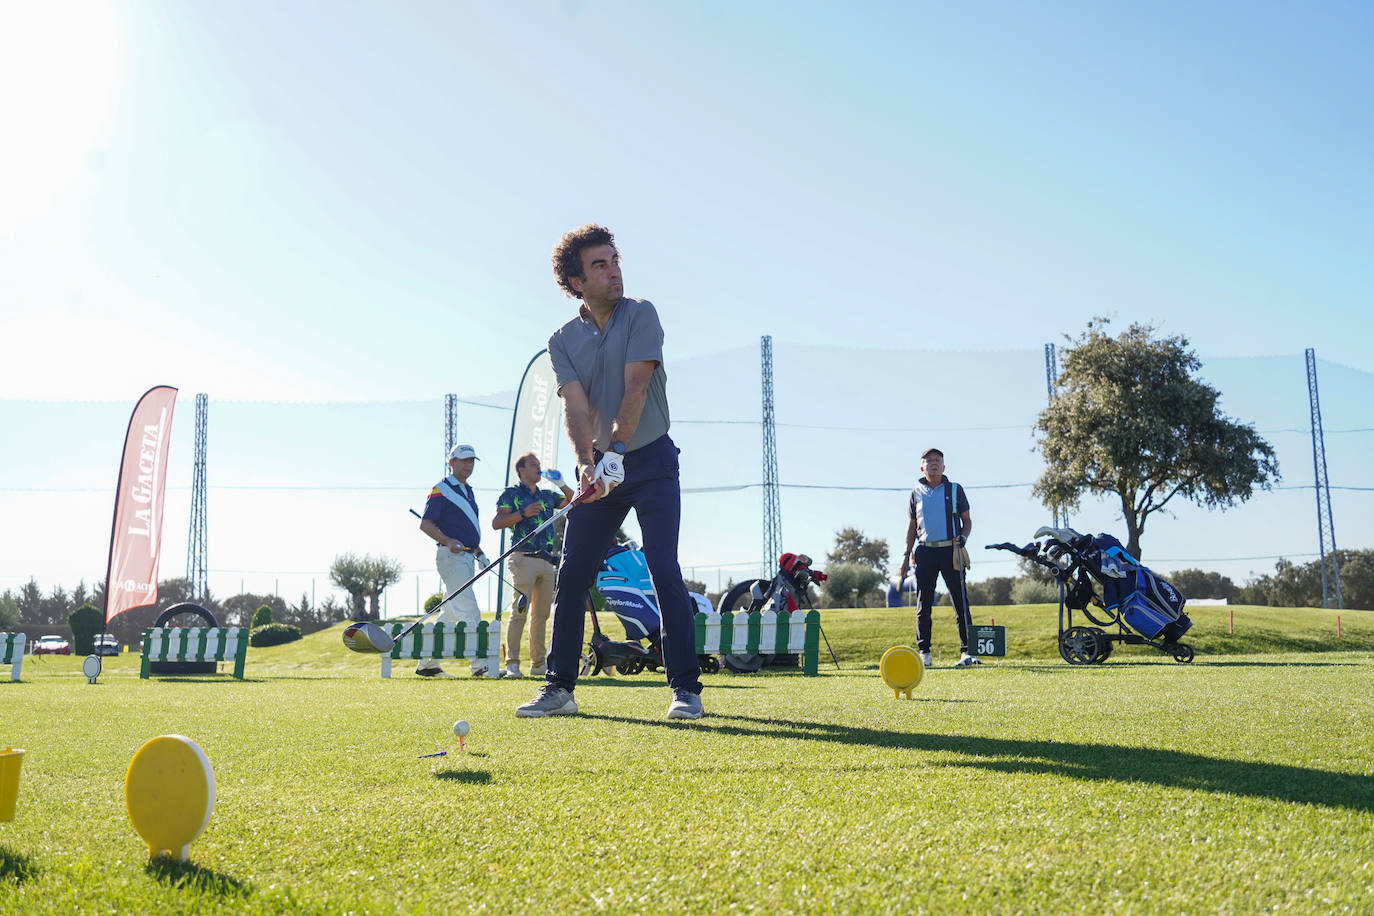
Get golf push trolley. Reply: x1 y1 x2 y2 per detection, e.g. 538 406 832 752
580 541 722 676
989 526 1196 665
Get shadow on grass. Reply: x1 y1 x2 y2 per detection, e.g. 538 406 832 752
0 845 40 885
145 857 252 897
581 679 757 690
989 659 1361 672
141 676 267 684
1183 659 1362 668
434 769 492 783
583 712 1374 813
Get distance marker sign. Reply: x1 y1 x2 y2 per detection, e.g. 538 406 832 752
972 625 1006 657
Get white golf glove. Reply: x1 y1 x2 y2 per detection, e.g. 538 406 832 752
592 451 626 496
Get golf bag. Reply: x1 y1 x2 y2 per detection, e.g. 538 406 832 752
717 551 828 672
582 542 718 676
1067 533 1192 643
989 527 1196 664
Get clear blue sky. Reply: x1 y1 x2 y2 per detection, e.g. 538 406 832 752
3 2 1371 605
4 0 1372 399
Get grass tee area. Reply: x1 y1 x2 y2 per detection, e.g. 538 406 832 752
3 604 1372 914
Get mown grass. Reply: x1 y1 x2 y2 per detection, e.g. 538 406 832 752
2 606 1372 914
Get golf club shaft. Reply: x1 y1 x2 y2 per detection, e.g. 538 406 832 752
801 590 841 670
389 487 593 647
818 622 841 670
409 507 528 616
954 483 973 640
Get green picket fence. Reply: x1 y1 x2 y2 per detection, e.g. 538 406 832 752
140 627 248 679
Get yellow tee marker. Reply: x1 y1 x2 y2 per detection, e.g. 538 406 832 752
0 747 24 822
124 735 215 862
880 646 924 699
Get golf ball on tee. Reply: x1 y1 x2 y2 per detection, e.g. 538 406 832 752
453 720 470 737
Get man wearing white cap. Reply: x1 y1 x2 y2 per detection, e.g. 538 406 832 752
416 443 493 677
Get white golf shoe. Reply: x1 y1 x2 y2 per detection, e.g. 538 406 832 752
919 651 933 668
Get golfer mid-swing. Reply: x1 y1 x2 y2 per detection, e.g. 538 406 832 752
516 224 705 720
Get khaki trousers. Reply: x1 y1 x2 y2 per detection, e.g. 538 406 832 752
505 553 555 668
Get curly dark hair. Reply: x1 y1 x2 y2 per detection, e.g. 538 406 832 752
551 224 617 300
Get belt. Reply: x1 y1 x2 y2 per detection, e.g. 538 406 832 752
521 551 555 561
920 539 956 547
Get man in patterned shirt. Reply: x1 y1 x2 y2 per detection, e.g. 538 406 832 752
491 451 572 678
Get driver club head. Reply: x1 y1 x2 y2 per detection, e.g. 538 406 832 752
342 621 395 654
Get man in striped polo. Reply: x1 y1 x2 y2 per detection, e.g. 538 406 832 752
899 447 979 668
417 443 494 678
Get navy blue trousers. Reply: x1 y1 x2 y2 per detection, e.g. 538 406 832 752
914 544 971 653
546 434 704 695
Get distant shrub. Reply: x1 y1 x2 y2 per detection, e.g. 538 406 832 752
69 604 103 655
250 622 301 647
423 593 444 613
1011 577 1060 605
966 576 1016 606
1168 568 1238 601
251 605 274 628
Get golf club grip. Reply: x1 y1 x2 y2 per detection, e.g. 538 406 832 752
392 488 594 643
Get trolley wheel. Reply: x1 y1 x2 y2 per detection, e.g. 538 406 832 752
1171 643 1195 664
1088 627 1113 664
615 659 643 676
1059 626 1102 665
154 602 220 629
149 603 221 675
579 649 606 676
699 654 720 674
717 579 770 615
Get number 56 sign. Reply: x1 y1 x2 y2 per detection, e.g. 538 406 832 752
972 625 1006 657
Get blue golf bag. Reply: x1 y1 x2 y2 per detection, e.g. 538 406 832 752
582 542 718 676
1072 534 1192 643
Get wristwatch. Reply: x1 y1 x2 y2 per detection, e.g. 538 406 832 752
609 441 626 455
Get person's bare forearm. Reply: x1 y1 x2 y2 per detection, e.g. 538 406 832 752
565 403 596 466
420 518 453 547
492 508 523 530
610 361 655 446
559 381 597 467
610 386 648 446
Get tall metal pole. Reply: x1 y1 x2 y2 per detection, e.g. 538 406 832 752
186 393 209 601
444 394 457 475
1306 348 1343 609
761 336 782 577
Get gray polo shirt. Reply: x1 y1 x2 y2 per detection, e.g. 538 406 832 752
548 297 671 453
